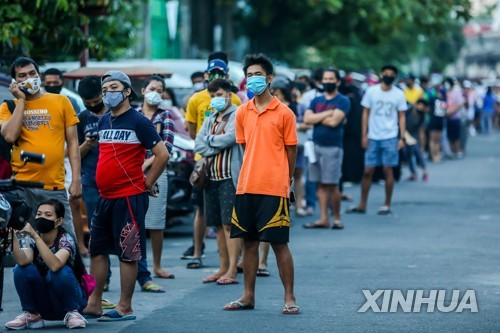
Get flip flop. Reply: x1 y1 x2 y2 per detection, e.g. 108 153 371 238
216 277 239 285
203 275 221 283
223 300 255 311
83 313 102 319
302 223 329 229
377 206 392 216
98 309 136 322
282 304 300 315
141 283 166 293
154 272 175 279
256 268 270 277
346 207 366 214
332 223 344 230
102 299 117 309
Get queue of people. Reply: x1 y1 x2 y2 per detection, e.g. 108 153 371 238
0 51 498 329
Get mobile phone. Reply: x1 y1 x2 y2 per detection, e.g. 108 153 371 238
89 132 99 140
289 191 296 204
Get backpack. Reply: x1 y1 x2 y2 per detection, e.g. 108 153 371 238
0 100 16 179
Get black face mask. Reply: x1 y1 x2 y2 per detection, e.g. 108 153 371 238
33 217 56 234
323 82 338 93
45 85 63 94
85 101 104 114
382 75 396 86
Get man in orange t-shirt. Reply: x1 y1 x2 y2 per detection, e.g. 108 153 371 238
223 54 299 315
0 57 81 237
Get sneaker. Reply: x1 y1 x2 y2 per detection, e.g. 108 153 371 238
5 312 45 330
180 243 205 259
64 311 87 329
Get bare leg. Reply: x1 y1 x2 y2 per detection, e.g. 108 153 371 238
215 225 230 275
430 131 442 162
271 243 296 306
70 198 88 256
193 208 206 258
357 167 375 210
221 225 241 279
330 184 341 222
314 183 330 226
83 255 108 315
115 260 138 315
238 240 259 305
259 242 270 270
293 168 305 209
150 229 172 277
383 167 394 207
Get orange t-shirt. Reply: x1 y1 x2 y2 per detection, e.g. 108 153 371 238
0 93 79 190
235 96 297 198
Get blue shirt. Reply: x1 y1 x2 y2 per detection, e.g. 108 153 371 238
310 94 350 147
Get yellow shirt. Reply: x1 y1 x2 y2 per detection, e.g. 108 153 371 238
0 93 79 190
404 87 423 105
185 89 242 134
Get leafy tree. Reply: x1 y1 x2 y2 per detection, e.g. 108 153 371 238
0 0 145 65
237 0 471 71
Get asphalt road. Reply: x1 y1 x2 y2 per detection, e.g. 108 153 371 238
1 133 499 333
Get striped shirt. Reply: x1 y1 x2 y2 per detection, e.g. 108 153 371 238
137 106 175 158
209 120 232 181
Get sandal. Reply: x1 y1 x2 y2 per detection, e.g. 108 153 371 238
186 257 203 269
141 282 165 293
346 207 366 214
282 304 300 315
377 206 392 216
256 268 270 277
223 300 255 311
101 299 117 309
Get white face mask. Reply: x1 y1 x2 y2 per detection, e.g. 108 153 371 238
19 77 42 95
160 99 173 108
444 83 451 90
144 91 162 105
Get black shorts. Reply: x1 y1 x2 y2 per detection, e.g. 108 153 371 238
89 192 148 262
446 118 461 142
428 115 444 131
204 179 236 227
231 194 290 244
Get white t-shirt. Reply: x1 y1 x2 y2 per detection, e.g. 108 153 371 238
361 84 408 140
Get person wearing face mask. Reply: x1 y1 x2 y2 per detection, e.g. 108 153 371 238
194 79 243 284
135 75 175 291
224 53 299 315
43 68 82 114
303 67 350 229
6 199 88 329
0 57 81 240
347 64 407 216
82 71 168 321
183 52 242 267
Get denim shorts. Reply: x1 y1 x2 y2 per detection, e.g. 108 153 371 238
365 137 399 167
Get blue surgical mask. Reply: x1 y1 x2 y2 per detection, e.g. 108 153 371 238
103 90 126 109
210 96 229 112
246 76 268 95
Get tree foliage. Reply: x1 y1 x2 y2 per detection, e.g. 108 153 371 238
237 0 471 72
0 0 145 65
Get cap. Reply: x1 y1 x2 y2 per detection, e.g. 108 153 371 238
463 80 472 88
101 71 138 100
270 76 290 90
206 59 227 74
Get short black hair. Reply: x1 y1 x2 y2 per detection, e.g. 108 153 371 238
243 53 274 76
142 74 166 90
37 199 65 219
208 52 229 65
381 64 398 75
323 67 340 81
191 71 205 81
312 68 325 82
416 98 428 106
207 79 232 93
444 77 455 86
420 76 429 84
10 57 40 78
43 68 63 80
78 75 102 100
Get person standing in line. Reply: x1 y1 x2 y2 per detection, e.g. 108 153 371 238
443 78 465 158
83 71 168 321
224 54 299 314
195 79 243 285
303 67 350 229
0 57 81 238
347 64 407 216
136 75 175 292
183 52 242 268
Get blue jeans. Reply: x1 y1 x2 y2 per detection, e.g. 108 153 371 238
304 158 317 209
14 264 86 320
137 259 152 287
405 144 426 174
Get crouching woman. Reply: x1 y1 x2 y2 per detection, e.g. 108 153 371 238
6 199 88 330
